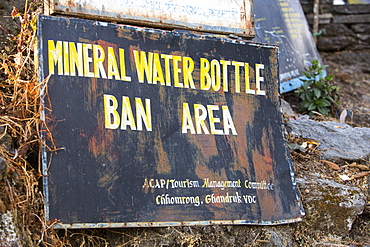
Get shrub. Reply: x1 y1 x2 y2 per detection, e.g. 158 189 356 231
295 59 340 116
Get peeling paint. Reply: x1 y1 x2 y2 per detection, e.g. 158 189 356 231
44 0 255 38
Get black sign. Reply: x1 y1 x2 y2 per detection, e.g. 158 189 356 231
38 15 304 228
254 0 322 93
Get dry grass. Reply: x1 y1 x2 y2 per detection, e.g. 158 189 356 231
0 1 64 245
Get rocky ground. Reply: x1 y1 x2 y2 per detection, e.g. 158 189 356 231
322 50 370 244
282 49 370 246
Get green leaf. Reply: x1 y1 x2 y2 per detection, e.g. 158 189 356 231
317 106 324 114
301 71 312 78
308 102 316 111
326 95 334 102
313 88 321 98
306 93 312 101
302 101 310 109
320 99 331 106
317 106 329 116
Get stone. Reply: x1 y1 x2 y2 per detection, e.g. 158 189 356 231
0 211 20 247
322 50 370 65
266 230 287 247
285 119 370 162
362 94 370 103
322 23 356 37
296 178 366 237
333 4 370 14
0 156 7 181
281 99 297 119
351 23 370 33
334 14 370 24
356 33 370 43
317 36 358 51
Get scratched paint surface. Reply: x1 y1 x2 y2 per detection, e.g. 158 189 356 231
45 0 254 37
39 15 304 227
253 0 322 92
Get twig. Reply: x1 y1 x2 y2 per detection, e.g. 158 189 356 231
328 147 370 164
0 25 10 34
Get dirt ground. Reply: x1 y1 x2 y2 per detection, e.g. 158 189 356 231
320 50 370 244
322 50 370 128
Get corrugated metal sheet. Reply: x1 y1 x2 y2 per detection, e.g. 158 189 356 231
44 0 254 37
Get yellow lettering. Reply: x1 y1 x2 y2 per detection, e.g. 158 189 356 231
134 50 153 84
69 42 83 77
48 40 63 75
181 103 236 135
173 55 183 88
119 48 131 81
135 98 152 131
107 47 120 80
63 41 69 75
93 44 107 79
121 96 136 130
220 60 230 92
161 54 173 86
256 64 266 95
181 103 196 134
222 106 237 135
200 58 211 90
194 104 209 134
210 59 221 91
207 105 223 135
232 61 244 93
105 96 152 131
244 63 255 94
152 53 165 85
83 43 94 77
142 178 149 188
182 57 195 89
205 195 210 203
104 94 120 129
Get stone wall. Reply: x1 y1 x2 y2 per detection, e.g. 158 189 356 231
300 0 370 52
299 0 370 127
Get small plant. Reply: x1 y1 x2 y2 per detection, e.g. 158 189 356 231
295 59 340 116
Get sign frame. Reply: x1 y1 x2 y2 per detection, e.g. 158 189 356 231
44 0 255 38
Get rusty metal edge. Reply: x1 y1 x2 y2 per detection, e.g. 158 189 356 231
37 15 270 48
53 217 303 229
44 0 255 38
37 14 51 222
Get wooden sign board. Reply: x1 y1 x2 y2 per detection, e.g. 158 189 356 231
44 0 254 37
253 0 322 93
38 15 304 228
